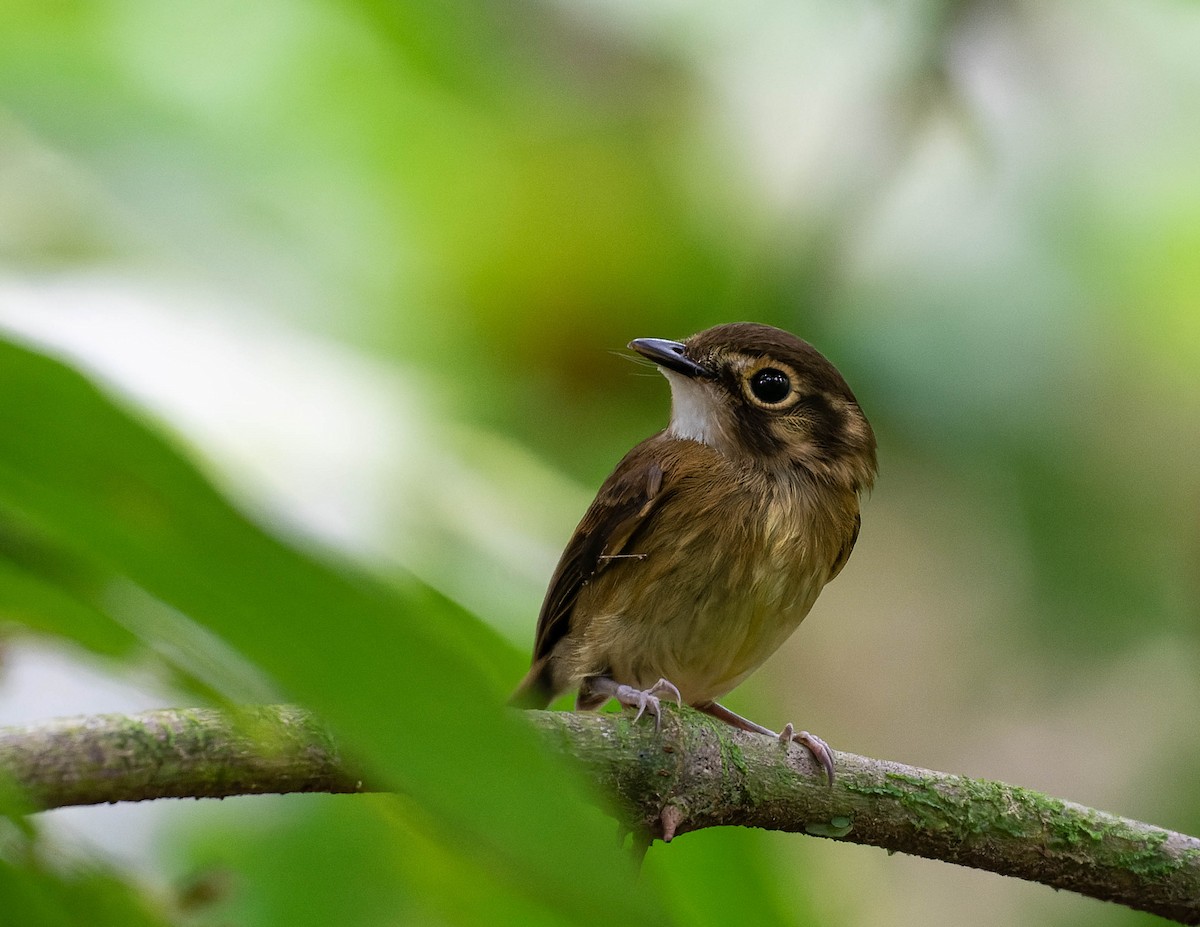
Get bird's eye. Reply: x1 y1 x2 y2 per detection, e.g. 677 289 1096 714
748 368 792 405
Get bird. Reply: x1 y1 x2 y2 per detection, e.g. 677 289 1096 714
510 322 876 781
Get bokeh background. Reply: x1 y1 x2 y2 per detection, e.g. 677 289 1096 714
1 1 1198 925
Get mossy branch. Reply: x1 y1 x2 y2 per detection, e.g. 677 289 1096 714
1 705 1196 923
0 705 367 808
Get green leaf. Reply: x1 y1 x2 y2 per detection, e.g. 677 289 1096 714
0 849 170 927
173 794 582 927
644 828 818 927
0 550 137 656
0 335 668 924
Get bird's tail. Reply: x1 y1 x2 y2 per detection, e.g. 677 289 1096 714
508 658 555 709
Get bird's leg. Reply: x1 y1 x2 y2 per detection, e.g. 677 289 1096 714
695 701 835 785
578 675 682 731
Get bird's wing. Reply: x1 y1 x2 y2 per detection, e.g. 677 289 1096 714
530 436 670 665
826 511 861 581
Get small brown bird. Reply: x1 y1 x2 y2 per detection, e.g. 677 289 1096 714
511 322 876 780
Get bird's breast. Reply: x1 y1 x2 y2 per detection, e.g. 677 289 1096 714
574 471 847 704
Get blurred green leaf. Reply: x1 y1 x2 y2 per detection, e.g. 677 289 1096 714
173 793 589 927
0 850 170 927
174 796 416 927
0 335 669 924
643 828 818 927
0 550 136 657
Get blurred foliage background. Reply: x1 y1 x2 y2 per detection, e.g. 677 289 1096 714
0 0 1197 925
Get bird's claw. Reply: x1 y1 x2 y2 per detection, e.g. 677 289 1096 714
615 678 682 730
648 677 683 708
780 723 836 786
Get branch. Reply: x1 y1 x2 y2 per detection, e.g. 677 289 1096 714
1 706 1196 924
0 705 367 808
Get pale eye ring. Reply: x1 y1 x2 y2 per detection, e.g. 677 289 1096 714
748 367 792 405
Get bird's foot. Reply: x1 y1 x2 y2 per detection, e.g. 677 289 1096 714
779 723 835 785
694 701 836 785
614 678 682 730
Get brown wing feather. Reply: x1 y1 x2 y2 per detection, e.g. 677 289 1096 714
827 511 861 581
531 441 668 664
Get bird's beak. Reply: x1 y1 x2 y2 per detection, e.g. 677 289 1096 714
629 338 714 380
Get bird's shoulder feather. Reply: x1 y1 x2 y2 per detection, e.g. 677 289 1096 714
530 432 709 663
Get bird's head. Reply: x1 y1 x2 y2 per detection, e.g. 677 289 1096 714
630 322 877 492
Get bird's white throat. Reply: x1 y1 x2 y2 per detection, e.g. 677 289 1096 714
663 370 720 447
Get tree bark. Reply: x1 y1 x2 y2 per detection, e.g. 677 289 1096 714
1 705 1196 924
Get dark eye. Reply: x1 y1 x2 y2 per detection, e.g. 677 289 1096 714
749 368 792 405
